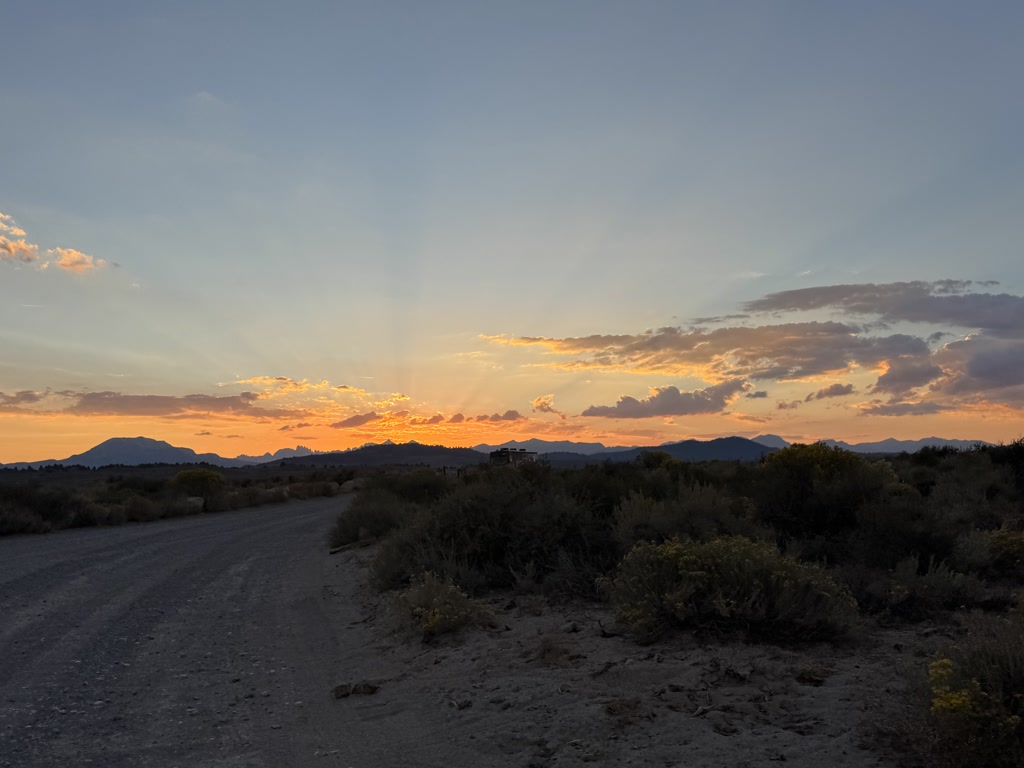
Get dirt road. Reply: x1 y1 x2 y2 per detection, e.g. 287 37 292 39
0 497 476 768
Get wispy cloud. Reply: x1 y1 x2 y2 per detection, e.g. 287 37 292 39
531 393 567 420
330 411 381 428
806 383 856 401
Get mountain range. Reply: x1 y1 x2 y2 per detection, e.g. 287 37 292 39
0 434 997 470
1 437 253 469
749 434 993 454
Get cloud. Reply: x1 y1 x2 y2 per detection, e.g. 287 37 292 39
732 413 771 423
745 391 769 399
581 379 748 419
486 281 1024 415
531 394 567 420
0 212 39 264
1 214 106 274
295 422 312 428
776 400 802 411
330 411 381 428
448 413 466 423
476 410 524 422
194 430 213 436
59 390 299 419
0 390 45 413
0 235 39 263
409 413 446 425
806 383 856 401
742 280 1024 338
859 401 952 417
49 247 106 273
487 323 927 381
0 212 27 238
278 425 292 431
0 390 43 406
334 384 369 396
871 357 943 396
926 336 1024 406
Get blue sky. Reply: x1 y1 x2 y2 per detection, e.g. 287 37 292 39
3 2 1024 460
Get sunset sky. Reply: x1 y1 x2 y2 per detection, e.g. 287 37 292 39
2 2 1023 463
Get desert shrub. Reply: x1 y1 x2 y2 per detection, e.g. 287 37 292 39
69 501 119 528
852 484 966 568
888 557 988 618
954 530 995 575
989 530 1024 576
371 471 616 593
369 470 453 505
0 501 47 534
329 489 417 548
753 443 894 538
123 494 160 522
606 536 858 641
613 486 771 550
171 469 225 499
543 548 607 601
927 614 1024 767
288 480 338 500
392 572 494 639
613 492 678 547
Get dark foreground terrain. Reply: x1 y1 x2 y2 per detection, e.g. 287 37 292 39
0 497 480 768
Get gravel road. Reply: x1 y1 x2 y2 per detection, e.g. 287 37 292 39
0 497 446 768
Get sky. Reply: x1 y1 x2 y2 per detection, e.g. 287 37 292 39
2 1 1024 462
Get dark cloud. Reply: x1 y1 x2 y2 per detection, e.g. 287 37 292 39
872 357 944 396
493 322 927 381
409 413 446 425
733 413 771 423
278 425 292 431
929 337 1024 405
743 281 1024 338
61 391 297 418
448 413 466 424
806 383 856 401
776 400 802 411
194 430 213 436
487 280 1024 415
581 380 747 419
478 410 524 422
859 401 951 416
330 411 381 428
295 422 312 428
745 391 769 399
0 390 43 407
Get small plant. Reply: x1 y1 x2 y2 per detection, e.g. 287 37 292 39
606 536 858 641
888 556 987 617
926 615 1024 767
392 572 494 640
989 530 1024 576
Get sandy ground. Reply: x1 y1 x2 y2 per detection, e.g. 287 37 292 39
1 497 940 767
327 546 944 768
